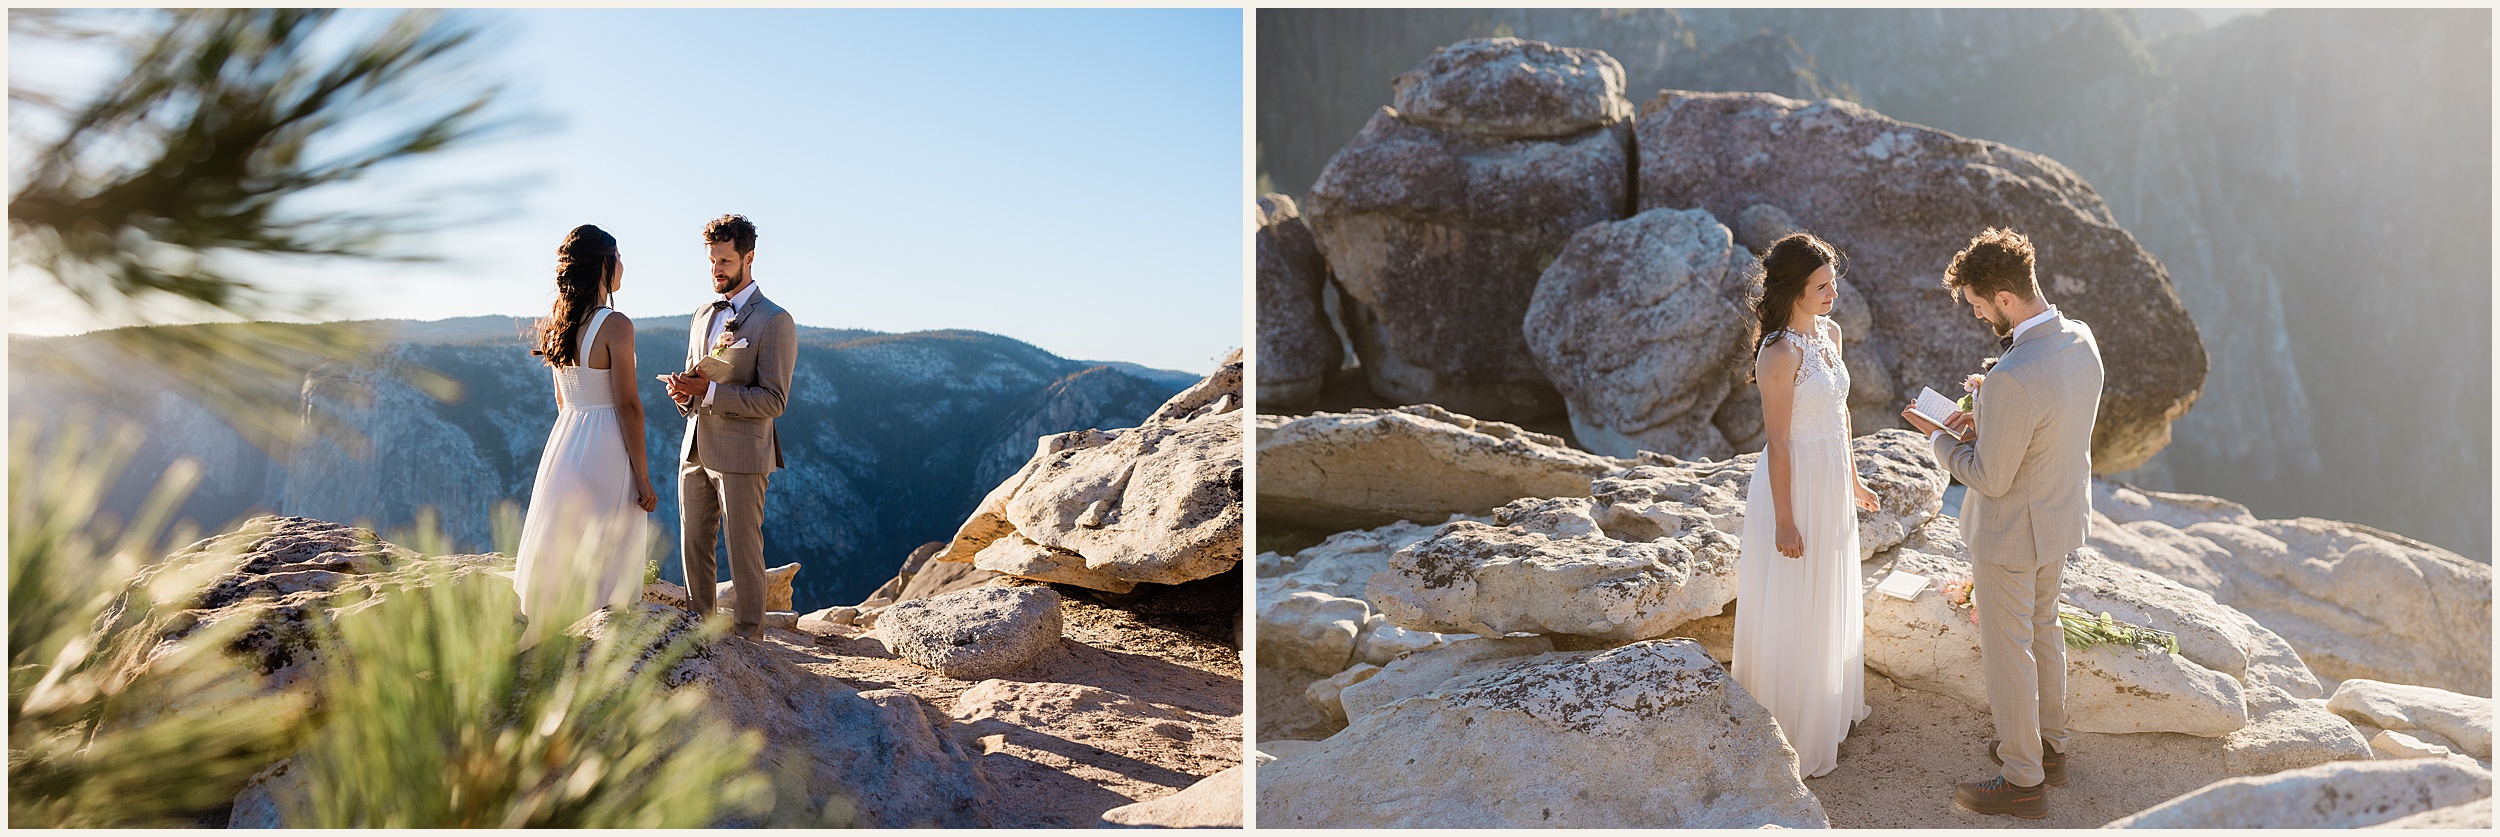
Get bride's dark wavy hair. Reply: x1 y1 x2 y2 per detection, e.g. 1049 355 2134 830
533 224 618 367
1744 231 1842 383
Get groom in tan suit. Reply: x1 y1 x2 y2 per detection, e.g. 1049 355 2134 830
662 214 797 641
1903 228 2103 820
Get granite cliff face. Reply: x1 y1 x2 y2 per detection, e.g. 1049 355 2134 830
1258 9 2489 561
5 318 1187 612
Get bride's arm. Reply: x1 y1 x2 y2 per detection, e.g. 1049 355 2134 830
601 315 656 509
1757 339 1804 557
1828 319 1879 505
1829 318 1850 440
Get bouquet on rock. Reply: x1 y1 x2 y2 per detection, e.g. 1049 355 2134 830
2059 606 2181 656
1928 572 2181 655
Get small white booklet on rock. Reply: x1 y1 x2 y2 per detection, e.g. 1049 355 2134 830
1874 569 1929 601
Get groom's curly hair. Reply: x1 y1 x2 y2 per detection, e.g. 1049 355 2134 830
703 214 757 255
1944 227 2039 303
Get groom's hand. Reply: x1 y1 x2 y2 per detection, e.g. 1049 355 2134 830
663 370 708 402
1944 410 1976 439
1901 404 1943 436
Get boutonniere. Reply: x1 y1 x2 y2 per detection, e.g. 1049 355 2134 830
710 324 741 358
1956 357 2002 415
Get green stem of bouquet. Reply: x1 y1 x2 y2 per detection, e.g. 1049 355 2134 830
2061 610 2180 655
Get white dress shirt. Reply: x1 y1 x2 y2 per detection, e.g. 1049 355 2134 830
699 281 761 407
1932 305 2060 447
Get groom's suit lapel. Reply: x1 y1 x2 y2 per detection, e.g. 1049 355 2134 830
697 292 784 395
688 301 712 368
686 292 771 374
739 293 780 343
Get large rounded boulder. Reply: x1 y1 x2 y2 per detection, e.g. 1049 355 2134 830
1305 38 1634 421
1636 90 2206 472
1255 194 1342 410
1523 206 1760 460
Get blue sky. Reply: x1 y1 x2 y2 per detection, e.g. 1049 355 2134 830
9 8 1247 373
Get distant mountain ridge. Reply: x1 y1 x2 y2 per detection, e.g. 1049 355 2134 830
8 317 1199 611
361 314 1206 389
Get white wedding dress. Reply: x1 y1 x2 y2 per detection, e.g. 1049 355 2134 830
513 308 651 636
1733 315 1870 779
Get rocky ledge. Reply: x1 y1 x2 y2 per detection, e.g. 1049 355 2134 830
1257 403 2491 829
87 356 1249 829
91 512 1241 829
1260 639 1825 828
929 350 1243 595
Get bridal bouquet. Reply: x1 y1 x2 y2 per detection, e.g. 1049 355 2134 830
1932 574 1978 625
2061 607 2181 655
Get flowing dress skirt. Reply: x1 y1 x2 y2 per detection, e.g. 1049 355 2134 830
1733 436 1870 779
512 401 651 639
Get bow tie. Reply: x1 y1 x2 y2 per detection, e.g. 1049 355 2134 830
709 300 734 314
1999 334 2015 352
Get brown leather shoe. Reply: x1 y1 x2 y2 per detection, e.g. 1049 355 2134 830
1954 776 2048 819
1988 738 2068 786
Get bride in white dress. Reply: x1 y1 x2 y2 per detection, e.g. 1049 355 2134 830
513 224 658 643
1733 232 1882 779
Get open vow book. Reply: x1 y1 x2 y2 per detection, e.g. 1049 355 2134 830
692 352 733 382
1907 387 1973 442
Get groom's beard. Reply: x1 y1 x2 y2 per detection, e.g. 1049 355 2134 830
712 264 747 295
1985 310 2016 337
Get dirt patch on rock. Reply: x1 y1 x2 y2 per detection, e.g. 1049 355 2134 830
1807 670 2230 828
1255 664 1343 744
795 591 1240 828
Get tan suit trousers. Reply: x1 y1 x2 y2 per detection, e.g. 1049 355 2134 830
680 462 769 637
1976 557 2074 786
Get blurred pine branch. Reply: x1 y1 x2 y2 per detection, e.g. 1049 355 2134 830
7 9 523 453
7 12 800 826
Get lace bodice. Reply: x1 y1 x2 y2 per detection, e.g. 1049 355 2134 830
1766 316 1850 446
555 309 618 410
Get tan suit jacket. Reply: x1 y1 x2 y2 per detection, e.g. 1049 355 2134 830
678 291 797 473
1934 315 2104 568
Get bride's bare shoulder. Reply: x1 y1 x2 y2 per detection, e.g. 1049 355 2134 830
1756 333 1803 374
